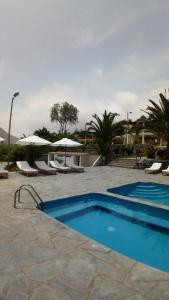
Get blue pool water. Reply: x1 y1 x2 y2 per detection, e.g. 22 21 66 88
41 193 169 272
108 182 169 206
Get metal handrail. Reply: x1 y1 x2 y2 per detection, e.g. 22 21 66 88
18 184 43 203
14 184 43 209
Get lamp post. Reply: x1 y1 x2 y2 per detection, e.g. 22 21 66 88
126 111 132 145
7 92 19 166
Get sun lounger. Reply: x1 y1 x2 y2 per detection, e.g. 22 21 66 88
0 165 8 178
35 161 57 175
145 162 162 174
16 161 38 176
66 158 84 172
49 160 72 173
162 166 169 176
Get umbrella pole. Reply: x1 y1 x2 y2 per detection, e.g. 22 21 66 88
64 147 66 166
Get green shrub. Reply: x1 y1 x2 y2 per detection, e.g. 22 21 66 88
146 146 156 159
6 162 17 171
0 145 8 161
113 137 124 144
125 145 134 156
156 149 166 159
9 145 27 162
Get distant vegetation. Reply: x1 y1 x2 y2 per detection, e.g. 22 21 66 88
50 101 79 134
86 110 124 164
143 93 169 159
2 93 169 167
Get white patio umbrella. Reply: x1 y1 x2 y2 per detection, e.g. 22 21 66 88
0 137 5 143
52 138 82 165
16 135 51 146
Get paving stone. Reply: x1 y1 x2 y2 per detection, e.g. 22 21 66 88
28 245 58 262
92 275 131 300
30 284 71 300
23 258 66 282
95 258 127 282
52 235 86 253
129 279 156 294
0 223 18 239
1 168 169 299
48 278 90 300
56 227 88 242
129 263 169 282
145 281 169 300
126 295 145 300
7 273 30 296
37 231 55 248
89 247 135 276
0 275 12 299
5 293 29 300
63 251 95 289
81 240 111 253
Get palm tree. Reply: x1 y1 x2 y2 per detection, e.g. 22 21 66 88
143 93 169 158
87 110 124 164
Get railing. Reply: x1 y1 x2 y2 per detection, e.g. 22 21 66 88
92 155 102 167
14 184 43 209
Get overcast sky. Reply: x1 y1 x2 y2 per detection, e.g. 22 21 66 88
0 0 169 137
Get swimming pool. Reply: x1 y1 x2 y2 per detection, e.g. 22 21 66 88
41 193 169 272
108 182 169 206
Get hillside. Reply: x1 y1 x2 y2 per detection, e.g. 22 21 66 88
0 127 18 145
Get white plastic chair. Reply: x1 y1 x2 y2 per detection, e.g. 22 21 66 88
66 157 84 172
35 161 57 175
16 161 38 176
145 162 162 174
49 161 71 173
162 166 169 176
0 165 8 178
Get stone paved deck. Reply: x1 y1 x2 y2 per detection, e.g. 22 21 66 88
1 167 169 299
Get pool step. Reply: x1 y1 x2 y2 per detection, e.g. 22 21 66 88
45 201 96 219
129 190 169 196
58 203 169 233
46 199 169 233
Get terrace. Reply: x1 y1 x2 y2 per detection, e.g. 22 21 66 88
1 166 169 299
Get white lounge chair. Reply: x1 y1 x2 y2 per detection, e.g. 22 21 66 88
49 161 72 173
66 157 84 172
162 166 169 176
35 161 57 175
16 161 38 176
0 165 8 179
145 162 162 174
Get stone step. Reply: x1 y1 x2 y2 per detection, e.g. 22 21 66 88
109 158 137 169
110 161 136 165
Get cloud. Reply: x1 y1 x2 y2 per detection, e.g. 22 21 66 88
114 92 138 108
67 0 169 49
6 76 167 137
94 68 103 78
0 60 6 79
1 1 169 136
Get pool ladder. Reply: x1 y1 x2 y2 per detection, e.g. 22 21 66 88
14 184 44 209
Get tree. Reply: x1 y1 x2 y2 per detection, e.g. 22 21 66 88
34 127 57 142
143 93 169 158
50 102 79 134
87 110 124 164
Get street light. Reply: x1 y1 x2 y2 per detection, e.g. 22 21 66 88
126 111 132 145
7 92 19 166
